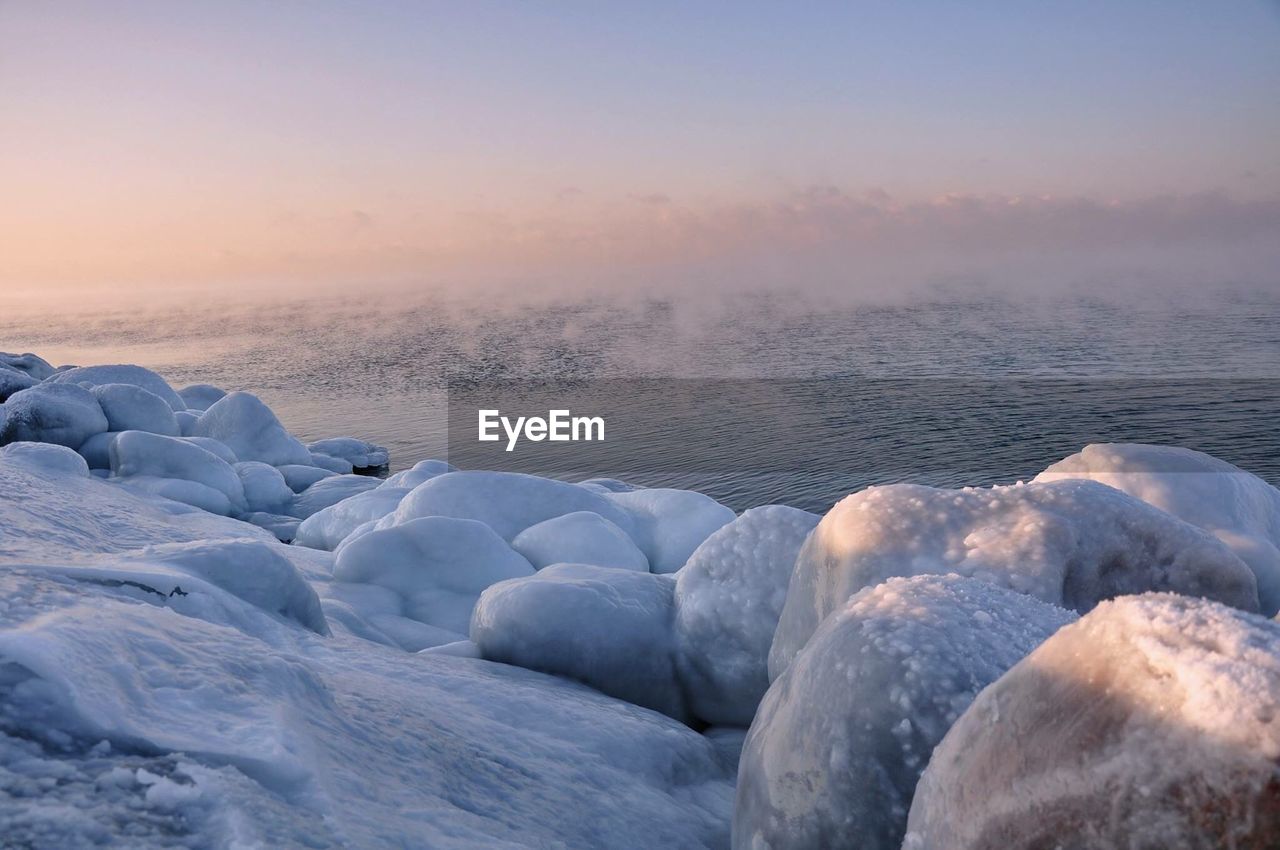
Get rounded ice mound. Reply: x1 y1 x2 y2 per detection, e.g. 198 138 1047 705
174 409 200 435
49 364 186 411
1 351 56 381
381 459 455 490
234 461 295 514
333 516 535 635
1038 443 1280 616
109 430 247 515
190 391 312 467
278 463 335 493
512 511 650 572
288 473 381 519
306 437 389 470
294 486 410 550
472 564 688 721
0 382 108 449
309 451 353 474
387 471 636 542
181 436 238 464
605 488 736 573
0 363 38 401
0 441 90 478
76 431 120 469
736 575 1075 850
673 505 819 727
176 382 226 411
905 593 1280 850
89 383 180 436
770 479 1260 677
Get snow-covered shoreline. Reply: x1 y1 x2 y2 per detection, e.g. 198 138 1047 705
4 350 1280 848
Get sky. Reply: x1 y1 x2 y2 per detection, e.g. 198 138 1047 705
2 1 1279 300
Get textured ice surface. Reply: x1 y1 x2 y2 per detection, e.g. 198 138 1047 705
605 488 736 573
1039 443 1280 616
48 364 186 411
771 478 1259 676
511 511 651 572
0 442 90 479
905 593 1280 850
89 383 180 436
0 363 38 401
0 352 55 381
674 505 819 726
0 383 107 449
737 575 1075 850
191 391 313 467
305 437 389 469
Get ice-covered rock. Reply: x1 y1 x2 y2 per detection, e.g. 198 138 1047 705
580 477 641 494
333 516 535 635
49 364 186 411
737 575 1076 850
770 479 1260 676
472 563 688 721
511 511 650 572
0 441 90 478
0 382 108 449
606 488 736 573
76 431 119 469
190 391 312 467
277 463 334 493
174 409 200 435
1038 443 1280 616
380 458 455 490
0 362 38 400
905 593 1280 850
241 511 301 543
176 383 226 411
0 351 55 381
234 461 294 514
110 430 247 516
180 435 238 464
90 382 181 436
294 486 410 550
673 505 819 726
308 451 353 474
288 473 381 519
385 471 636 542
306 436 389 470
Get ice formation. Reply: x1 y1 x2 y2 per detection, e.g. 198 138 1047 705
190 391 313 467
1038 442 1280 616
293 486 411 550
905 593 1280 849
770 478 1260 676
511 510 651 572
176 382 226 411
90 383 181 436
736 575 1076 850
306 436 390 469
49 364 187 411
0 382 108 448
604 487 736 573
109 430 248 516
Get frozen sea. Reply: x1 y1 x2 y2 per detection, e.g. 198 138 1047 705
5 284 1279 512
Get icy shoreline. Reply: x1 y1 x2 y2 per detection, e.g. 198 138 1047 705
3 350 1280 848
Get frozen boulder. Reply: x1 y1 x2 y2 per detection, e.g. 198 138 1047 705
180 436 238 464
309 452 353 474
1038 443 1280 616
0 351 55 381
241 511 302 542
905 593 1280 850
116 475 236 515
381 458 455 490
674 505 820 726
0 363 38 401
288 473 381 519
770 479 1260 676
307 436 389 470
580 477 640 494
736 575 1075 850
49 363 186 411
235 461 294 514
606 488 736 573
512 511 650 572
0 441 90 478
76 431 120 469
386 471 636 542
176 382 226 411
333 516 534 635
191 391 312 467
0 382 108 448
278 463 336 493
175 409 200 435
472 564 688 721
89 382 180 436
294 486 410 550
110 430 247 514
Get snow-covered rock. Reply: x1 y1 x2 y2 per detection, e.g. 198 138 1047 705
737 575 1076 850
180 435 238 464
472 563 688 721
0 351 55 381
606 488 736 573
49 364 186 411
674 505 819 726
174 409 200 435
0 382 108 449
277 463 335 493
511 511 650 572
293 486 409 550
240 511 301 543
381 458 455 489
1038 443 1280 616
306 436 389 470
770 479 1260 676
234 461 294 514
176 382 226 411
0 441 90 478
0 362 38 400
333 516 535 636
90 382 181 435
288 473 381 519
190 391 312 467
109 430 247 516
76 431 120 469
905 593 1280 850
308 451 353 474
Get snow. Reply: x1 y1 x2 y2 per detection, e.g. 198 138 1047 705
0 383 108 449
109 431 247 516
605 488 736 573
333 516 535 637
381 458 455 489
770 478 1261 677
0 442 90 479
89 383 180 436
287 474 381 519
190 392 313 467
736 575 1075 850
176 383 226 412
48 364 186 412
1037 442 1280 616
673 505 819 727
472 564 689 721
234 461 295 514
511 511 651 572
293 486 409 550
305 437 389 470
905 593 1280 849
277 463 335 493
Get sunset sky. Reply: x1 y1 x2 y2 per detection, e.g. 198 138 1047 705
3 1 1279 298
